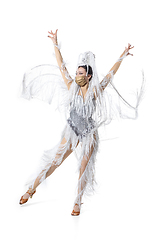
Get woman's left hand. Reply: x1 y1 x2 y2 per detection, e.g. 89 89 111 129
124 43 134 56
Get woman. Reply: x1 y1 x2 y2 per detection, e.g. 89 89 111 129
19 29 142 216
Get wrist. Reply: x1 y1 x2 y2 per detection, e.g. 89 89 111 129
53 41 58 47
53 40 58 45
117 51 128 62
53 41 61 50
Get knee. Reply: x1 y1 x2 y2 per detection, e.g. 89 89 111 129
80 160 88 173
51 161 59 169
46 163 57 178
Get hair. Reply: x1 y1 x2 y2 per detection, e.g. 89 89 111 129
78 65 93 81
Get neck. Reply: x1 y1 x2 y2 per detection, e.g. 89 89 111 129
81 83 89 92
79 83 89 100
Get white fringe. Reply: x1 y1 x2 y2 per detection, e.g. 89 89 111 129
21 47 145 205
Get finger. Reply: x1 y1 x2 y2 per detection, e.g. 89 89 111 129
128 44 134 49
48 31 53 36
49 30 54 36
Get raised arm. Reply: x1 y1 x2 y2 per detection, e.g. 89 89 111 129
48 29 72 90
100 43 134 90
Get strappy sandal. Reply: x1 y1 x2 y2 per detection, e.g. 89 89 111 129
71 203 83 216
19 188 36 205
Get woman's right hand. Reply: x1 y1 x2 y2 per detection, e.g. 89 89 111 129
48 29 58 44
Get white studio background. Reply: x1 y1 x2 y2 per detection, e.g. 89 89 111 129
0 0 160 239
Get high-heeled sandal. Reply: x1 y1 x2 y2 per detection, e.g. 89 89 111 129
71 203 83 216
19 188 36 205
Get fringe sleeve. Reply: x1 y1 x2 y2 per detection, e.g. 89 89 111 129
20 64 72 111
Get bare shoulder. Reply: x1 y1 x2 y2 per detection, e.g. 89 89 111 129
93 87 96 99
93 85 103 99
61 73 73 90
67 81 73 90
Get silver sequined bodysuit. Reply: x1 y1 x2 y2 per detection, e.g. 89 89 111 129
67 93 96 140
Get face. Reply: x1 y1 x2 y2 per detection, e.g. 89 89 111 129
76 67 91 83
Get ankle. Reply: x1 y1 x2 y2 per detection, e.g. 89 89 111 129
27 188 36 197
28 187 36 193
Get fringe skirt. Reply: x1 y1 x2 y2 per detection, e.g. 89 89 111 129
27 122 99 206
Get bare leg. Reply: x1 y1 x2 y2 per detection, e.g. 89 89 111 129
72 137 96 214
33 137 74 190
20 137 77 203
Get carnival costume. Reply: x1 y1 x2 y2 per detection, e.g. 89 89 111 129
20 41 145 212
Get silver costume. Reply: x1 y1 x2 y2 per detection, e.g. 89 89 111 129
67 93 96 140
21 48 145 206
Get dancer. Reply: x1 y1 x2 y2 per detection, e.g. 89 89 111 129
19 29 144 216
